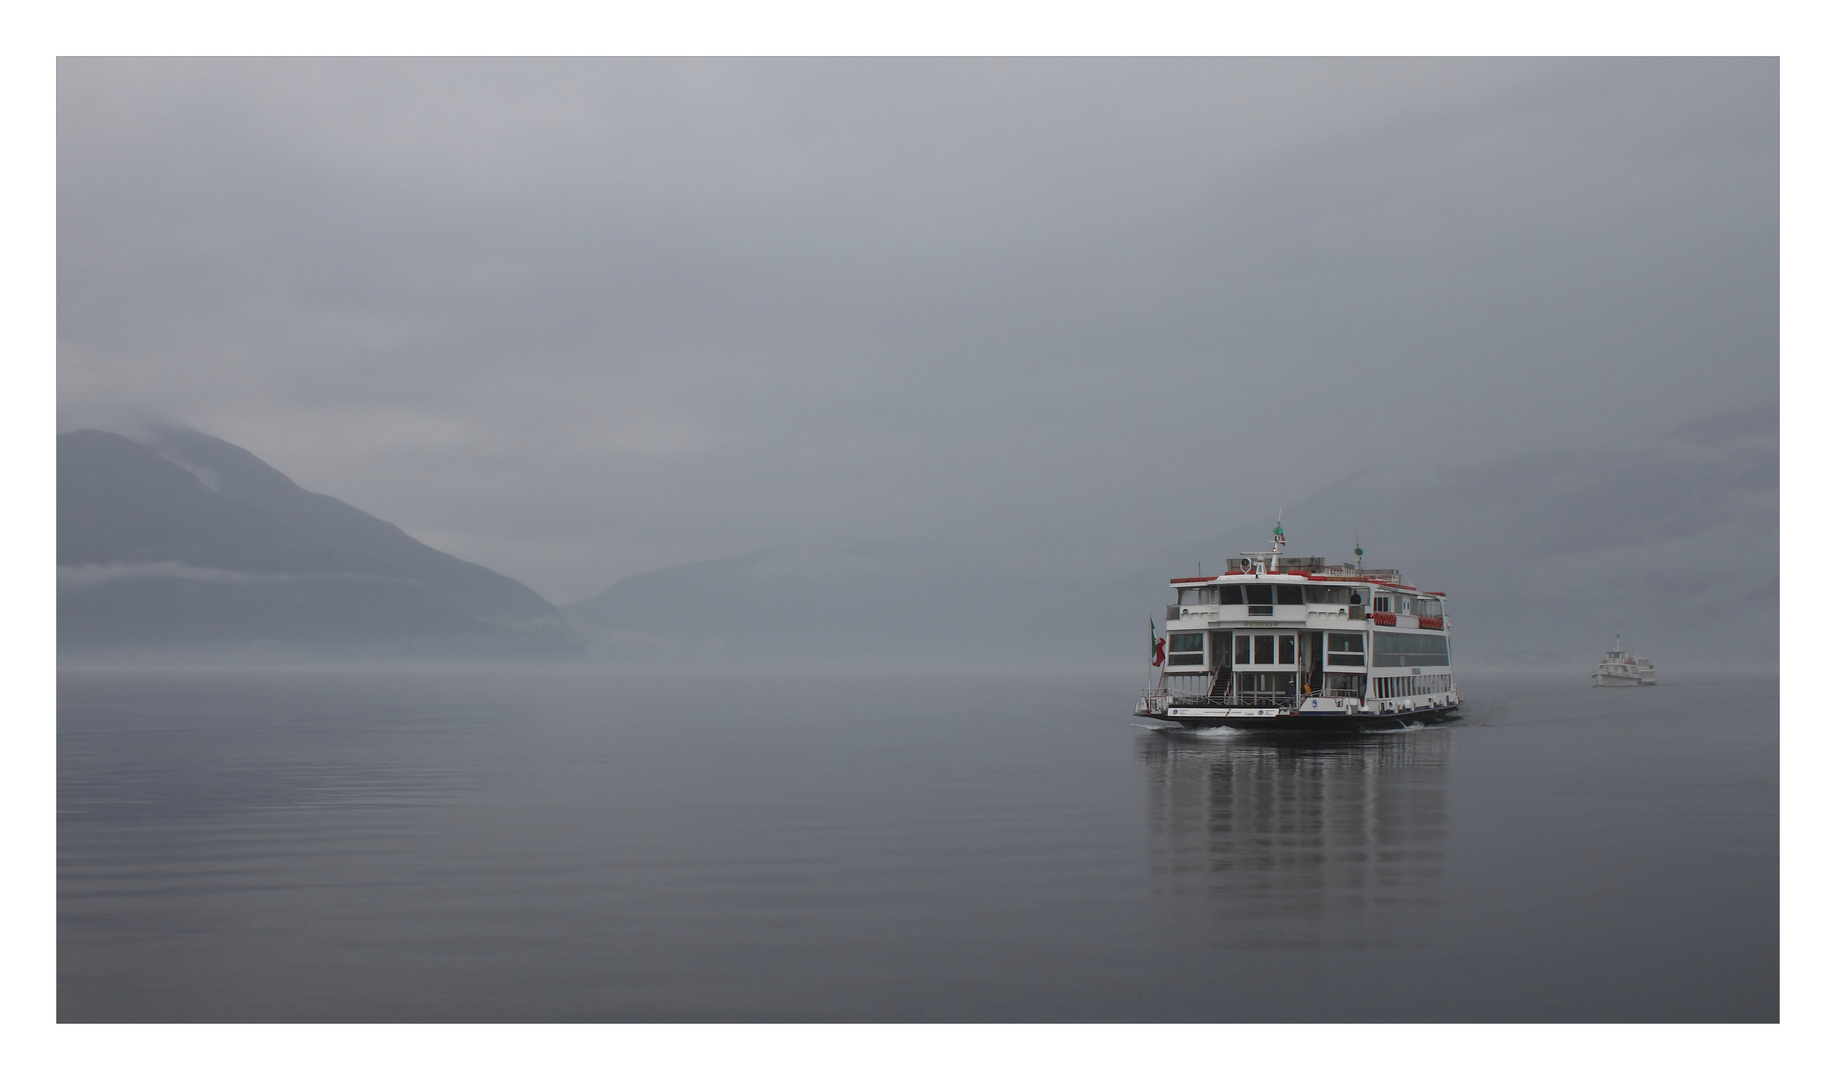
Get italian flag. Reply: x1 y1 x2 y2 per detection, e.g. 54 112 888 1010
1150 616 1165 667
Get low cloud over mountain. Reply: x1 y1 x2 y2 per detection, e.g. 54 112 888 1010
1152 402 1777 669
58 428 574 658
563 403 1777 671
60 401 1774 672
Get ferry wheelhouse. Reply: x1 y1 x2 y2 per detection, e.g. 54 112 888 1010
1135 526 1461 732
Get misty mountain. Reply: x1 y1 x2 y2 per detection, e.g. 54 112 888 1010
565 403 1777 670
562 546 1032 664
59 429 572 655
144 426 556 623
59 430 390 575
1153 401 1778 667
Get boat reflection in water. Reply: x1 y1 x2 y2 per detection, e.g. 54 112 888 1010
1140 727 1455 944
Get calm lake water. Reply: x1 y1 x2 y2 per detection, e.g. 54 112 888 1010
57 668 1777 1022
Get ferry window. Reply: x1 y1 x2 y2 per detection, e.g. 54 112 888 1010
1178 587 1218 606
1244 583 1273 606
1278 635 1295 664
1276 585 1303 606
1372 632 1451 668
1167 632 1205 667
1254 635 1274 664
1217 584 1244 605
1327 632 1365 666
1304 585 1325 603
1373 594 1390 612
1235 635 1250 665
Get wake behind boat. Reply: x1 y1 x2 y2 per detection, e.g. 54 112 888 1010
1135 524 1461 733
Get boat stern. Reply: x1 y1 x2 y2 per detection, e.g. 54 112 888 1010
1135 691 1172 719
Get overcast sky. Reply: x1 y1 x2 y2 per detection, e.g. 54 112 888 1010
57 58 1778 604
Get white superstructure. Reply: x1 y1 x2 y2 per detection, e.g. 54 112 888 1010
1134 524 1461 732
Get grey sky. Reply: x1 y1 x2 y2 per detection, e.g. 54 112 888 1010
57 58 1778 604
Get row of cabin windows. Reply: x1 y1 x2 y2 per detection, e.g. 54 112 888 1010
1167 632 1293 667
1374 674 1453 699
1370 632 1451 668
1401 596 1445 618
1166 630 1445 670
1175 584 1444 619
1167 631 1367 669
1178 584 1307 607
1238 672 1298 696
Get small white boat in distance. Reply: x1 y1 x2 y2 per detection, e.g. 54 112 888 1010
1593 634 1655 686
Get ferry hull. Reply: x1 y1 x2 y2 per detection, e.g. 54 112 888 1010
1142 702 1461 733
1592 673 1655 687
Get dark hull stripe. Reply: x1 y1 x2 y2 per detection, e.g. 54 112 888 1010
1157 704 1461 733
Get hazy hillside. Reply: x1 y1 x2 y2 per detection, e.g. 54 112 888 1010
563 546 1033 664
566 403 1777 671
61 401 1773 669
1152 402 1777 668
58 428 574 657
59 431 388 575
146 426 557 623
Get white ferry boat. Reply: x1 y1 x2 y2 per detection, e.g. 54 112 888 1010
1592 634 1656 686
1135 525 1461 732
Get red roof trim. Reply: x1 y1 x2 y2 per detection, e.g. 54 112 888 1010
1171 571 1412 585
1174 571 1368 583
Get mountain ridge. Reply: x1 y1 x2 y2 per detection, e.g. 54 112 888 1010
145 425 558 624
58 427 574 656
563 403 1777 669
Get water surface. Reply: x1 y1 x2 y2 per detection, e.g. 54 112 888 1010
58 669 1777 1021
